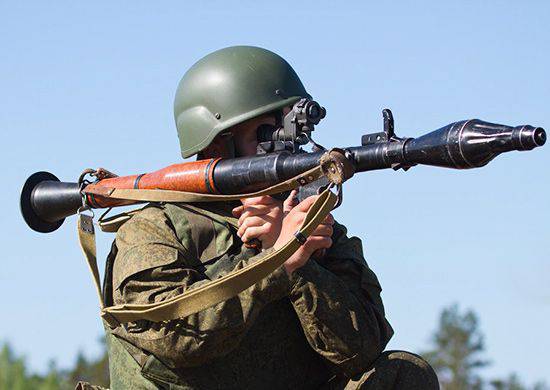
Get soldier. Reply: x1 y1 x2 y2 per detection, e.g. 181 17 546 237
101 46 439 389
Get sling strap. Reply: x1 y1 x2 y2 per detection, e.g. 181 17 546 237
85 165 325 204
95 165 323 233
77 166 338 328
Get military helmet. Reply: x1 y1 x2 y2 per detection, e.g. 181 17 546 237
174 46 311 158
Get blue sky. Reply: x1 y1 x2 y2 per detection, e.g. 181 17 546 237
1 1 548 385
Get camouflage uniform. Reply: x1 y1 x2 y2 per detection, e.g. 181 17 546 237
102 201 438 389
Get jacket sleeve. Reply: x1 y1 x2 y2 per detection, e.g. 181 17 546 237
288 221 394 377
110 205 292 368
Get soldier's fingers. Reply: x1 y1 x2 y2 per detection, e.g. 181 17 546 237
283 190 299 213
241 225 269 244
305 236 333 251
293 195 319 212
241 195 277 206
232 205 244 218
311 224 333 237
324 213 335 225
238 205 276 225
237 216 267 237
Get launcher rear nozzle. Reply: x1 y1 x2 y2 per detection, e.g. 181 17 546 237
20 171 82 233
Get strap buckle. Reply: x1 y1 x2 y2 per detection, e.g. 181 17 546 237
293 231 307 245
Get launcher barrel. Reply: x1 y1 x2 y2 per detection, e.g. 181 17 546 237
20 119 545 232
349 120 545 173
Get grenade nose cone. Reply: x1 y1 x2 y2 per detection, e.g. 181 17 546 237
534 127 546 146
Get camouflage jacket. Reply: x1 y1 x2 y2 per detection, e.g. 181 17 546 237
103 201 394 389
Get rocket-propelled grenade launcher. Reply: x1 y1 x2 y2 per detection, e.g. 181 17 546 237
20 108 546 233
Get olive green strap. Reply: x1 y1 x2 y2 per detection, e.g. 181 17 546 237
77 212 105 310
101 189 336 327
98 208 143 233
96 165 323 233
77 188 337 328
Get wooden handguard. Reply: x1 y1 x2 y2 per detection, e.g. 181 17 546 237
84 158 220 208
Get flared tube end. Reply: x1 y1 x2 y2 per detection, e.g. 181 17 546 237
20 171 65 233
534 127 546 147
20 171 82 233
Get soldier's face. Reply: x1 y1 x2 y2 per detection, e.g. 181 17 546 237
231 106 293 157
230 114 276 157
201 107 290 159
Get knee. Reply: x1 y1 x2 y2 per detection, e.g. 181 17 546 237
379 350 439 389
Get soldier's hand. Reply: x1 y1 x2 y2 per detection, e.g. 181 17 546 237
273 195 334 276
283 190 299 215
232 195 283 249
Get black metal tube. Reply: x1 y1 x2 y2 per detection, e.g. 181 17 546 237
213 151 323 194
20 119 546 233
402 120 545 169
350 121 546 172
20 171 82 233
213 120 545 193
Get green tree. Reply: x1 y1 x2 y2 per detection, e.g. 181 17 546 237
424 305 549 390
0 343 64 390
423 304 489 390
66 337 109 388
0 343 30 390
491 373 526 390
0 339 109 390
38 360 70 390
490 374 549 390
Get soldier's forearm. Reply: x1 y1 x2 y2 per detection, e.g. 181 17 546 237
288 259 393 376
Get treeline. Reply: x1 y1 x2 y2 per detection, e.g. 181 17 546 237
0 339 108 390
422 304 548 390
0 304 547 389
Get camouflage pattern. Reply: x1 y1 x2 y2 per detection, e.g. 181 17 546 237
102 200 437 389
326 351 439 389
75 381 108 390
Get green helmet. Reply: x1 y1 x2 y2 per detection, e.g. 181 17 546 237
174 46 311 158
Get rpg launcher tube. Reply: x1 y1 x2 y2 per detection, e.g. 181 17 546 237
211 119 546 192
20 119 545 233
348 119 546 172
